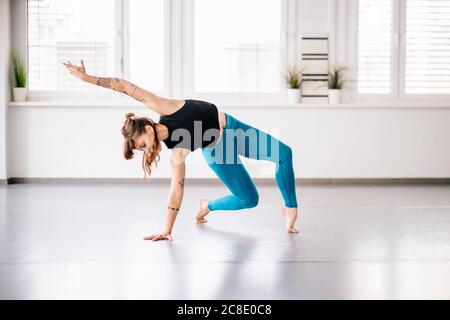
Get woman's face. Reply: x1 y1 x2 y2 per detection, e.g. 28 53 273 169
133 125 159 154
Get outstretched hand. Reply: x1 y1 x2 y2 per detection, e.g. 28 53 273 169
143 231 173 241
62 59 87 80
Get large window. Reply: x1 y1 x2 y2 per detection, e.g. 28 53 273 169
28 0 116 92
27 0 165 94
356 0 450 98
405 0 450 94
357 0 393 94
25 0 289 100
193 0 282 94
127 0 165 92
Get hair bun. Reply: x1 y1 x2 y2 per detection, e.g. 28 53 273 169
125 112 135 120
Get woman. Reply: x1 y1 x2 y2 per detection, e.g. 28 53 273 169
63 60 299 241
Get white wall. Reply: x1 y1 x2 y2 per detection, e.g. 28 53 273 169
0 0 11 180
5 0 450 180
8 104 450 179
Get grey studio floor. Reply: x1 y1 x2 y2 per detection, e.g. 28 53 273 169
0 181 450 300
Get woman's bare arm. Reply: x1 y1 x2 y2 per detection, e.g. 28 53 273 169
144 148 191 241
62 59 168 114
82 74 164 107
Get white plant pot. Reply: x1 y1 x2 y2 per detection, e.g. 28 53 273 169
328 89 342 104
286 88 301 104
13 87 27 102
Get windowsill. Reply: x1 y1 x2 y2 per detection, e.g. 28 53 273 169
8 100 450 109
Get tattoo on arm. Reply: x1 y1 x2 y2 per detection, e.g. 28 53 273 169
178 179 185 188
95 77 127 94
131 85 137 98
96 78 112 88
94 77 149 104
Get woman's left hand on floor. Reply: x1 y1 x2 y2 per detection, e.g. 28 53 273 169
143 231 173 241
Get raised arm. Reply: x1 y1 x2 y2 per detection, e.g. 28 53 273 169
144 147 190 241
62 59 167 113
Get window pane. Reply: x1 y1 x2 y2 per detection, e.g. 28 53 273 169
194 0 281 93
405 0 450 94
28 0 116 91
128 0 165 92
357 0 393 94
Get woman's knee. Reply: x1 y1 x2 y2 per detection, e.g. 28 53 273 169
240 190 259 208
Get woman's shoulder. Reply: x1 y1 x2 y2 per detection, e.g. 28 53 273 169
160 99 189 117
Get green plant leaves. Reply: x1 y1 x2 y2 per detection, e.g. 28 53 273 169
11 52 27 88
284 64 303 89
328 66 347 90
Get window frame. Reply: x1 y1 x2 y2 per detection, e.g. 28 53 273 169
24 0 170 101
346 0 398 101
346 0 450 103
122 0 172 97
181 0 290 102
398 0 450 101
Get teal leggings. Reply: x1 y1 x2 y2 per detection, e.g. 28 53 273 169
201 113 298 211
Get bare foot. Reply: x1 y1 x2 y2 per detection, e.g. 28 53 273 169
282 207 299 233
195 198 210 224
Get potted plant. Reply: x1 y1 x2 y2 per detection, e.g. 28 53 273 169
328 65 348 104
11 51 27 102
284 64 303 104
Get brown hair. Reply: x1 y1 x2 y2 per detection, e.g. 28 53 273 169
121 112 162 179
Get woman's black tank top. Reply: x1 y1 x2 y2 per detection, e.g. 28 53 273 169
158 99 221 151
